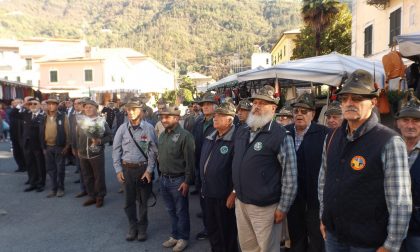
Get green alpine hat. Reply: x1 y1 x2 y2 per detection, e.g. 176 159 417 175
199 92 218 105
276 106 293 117
396 94 420 119
250 85 279 105
292 93 316 110
324 101 342 116
159 104 181 116
237 99 252 111
125 98 144 109
215 102 236 116
337 69 379 97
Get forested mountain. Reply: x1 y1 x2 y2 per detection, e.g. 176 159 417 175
0 0 302 79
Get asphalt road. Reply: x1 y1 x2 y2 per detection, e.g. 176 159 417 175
0 141 211 252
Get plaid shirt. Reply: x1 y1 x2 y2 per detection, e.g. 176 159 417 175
318 135 412 252
250 128 297 212
294 124 310 151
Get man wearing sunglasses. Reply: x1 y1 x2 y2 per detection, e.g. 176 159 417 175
286 93 329 252
21 98 46 192
318 69 412 252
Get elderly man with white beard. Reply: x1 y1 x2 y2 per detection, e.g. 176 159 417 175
232 85 297 252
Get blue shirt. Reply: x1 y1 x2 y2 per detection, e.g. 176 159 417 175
112 120 158 173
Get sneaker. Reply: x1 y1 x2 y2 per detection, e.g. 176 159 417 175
195 231 208 240
46 191 56 198
162 237 178 248
56 190 65 197
173 239 188 252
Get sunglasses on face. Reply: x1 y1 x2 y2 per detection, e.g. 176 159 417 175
293 108 310 115
337 94 370 103
28 102 38 105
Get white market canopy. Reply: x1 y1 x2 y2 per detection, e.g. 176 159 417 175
395 33 420 59
207 66 266 90
237 52 386 88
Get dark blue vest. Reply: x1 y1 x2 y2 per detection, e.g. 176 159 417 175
409 154 420 235
200 126 236 199
286 123 329 210
323 114 397 248
232 121 287 206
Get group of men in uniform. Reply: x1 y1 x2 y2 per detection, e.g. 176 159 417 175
9 96 112 208
7 68 420 252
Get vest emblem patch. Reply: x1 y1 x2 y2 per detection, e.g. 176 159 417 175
220 146 229 154
350 155 366 171
171 133 180 143
254 142 263 151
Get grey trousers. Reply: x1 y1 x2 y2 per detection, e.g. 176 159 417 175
45 146 65 192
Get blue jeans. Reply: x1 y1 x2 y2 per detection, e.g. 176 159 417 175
401 234 420 252
160 176 190 240
326 232 376 252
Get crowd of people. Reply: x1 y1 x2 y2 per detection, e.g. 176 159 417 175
3 68 420 252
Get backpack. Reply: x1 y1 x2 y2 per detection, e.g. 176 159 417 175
382 46 406 83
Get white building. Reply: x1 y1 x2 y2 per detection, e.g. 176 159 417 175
251 52 271 69
0 38 87 88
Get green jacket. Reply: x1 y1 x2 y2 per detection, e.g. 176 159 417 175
158 124 195 184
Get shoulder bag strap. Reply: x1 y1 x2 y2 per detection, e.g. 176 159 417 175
127 123 148 161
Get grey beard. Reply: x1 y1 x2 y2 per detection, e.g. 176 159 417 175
246 112 274 131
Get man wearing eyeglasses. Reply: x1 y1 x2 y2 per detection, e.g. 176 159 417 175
21 98 46 192
286 93 329 252
318 69 412 252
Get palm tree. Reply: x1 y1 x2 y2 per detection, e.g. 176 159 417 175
302 0 340 56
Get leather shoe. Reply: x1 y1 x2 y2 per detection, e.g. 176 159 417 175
195 231 208 240
24 186 37 192
24 180 30 185
126 228 138 241
73 179 80 184
14 169 25 173
46 191 56 198
137 232 147 242
96 197 104 208
75 191 88 198
83 198 96 206
36 187 44 192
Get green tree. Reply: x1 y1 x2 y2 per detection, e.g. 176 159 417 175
302 0 340 56
178 76 196 94
292 3 351 59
